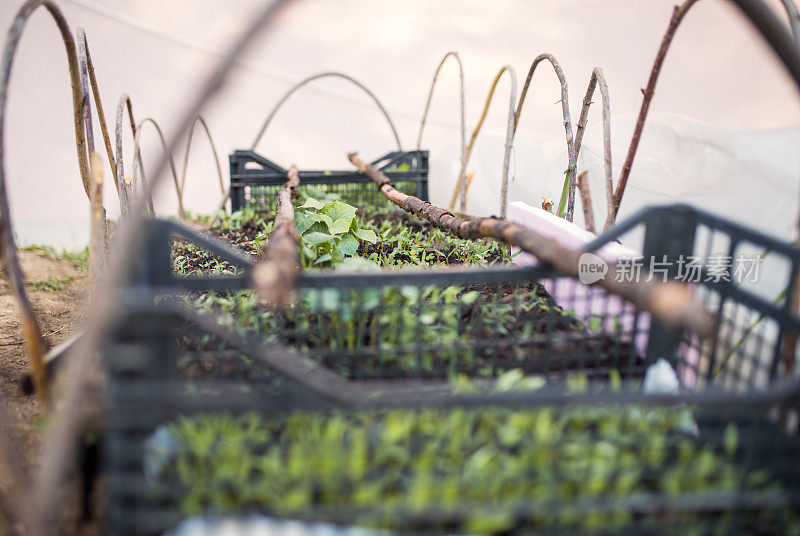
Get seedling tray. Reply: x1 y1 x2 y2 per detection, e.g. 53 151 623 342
106 204 800 535
228 150 429 213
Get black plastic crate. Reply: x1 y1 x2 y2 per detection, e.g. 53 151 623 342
228 150 429 213
106 205 800 535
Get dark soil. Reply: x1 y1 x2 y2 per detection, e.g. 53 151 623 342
171 217 273 273
362 209 430 233
173 208 508 273
172 210 643 384
358 210 508 266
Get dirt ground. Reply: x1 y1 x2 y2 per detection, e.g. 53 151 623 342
0 249 89 534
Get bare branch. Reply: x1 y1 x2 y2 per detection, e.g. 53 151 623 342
574 67 614 230
131 117 182 217
616 0 700 218
250 72 402 152
114 93 140 215
351 151 711 335
252 165 301 304
0 0 98 405
77 28 117 191
449 65 516 216
89 152 105 300
179 115 227 211
417 51 466 213
514 53 576 220
28 2 295 534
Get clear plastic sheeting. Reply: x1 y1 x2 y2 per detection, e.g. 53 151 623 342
429 111 800 242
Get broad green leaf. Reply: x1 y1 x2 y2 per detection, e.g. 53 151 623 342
321 200 357 223
305 221 330 236
329 217 352 235
295 212 333 235
337 233 359 256
294 211 312 235
312 212 334 230
353 228 378 244
298 197 326 211
302 232 335 245
312 254 332 266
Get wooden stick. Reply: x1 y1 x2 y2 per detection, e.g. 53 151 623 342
615 0 700 217
449 65 516 216
417 51 466 205
514 53 577 220
27 3 294 535
114 94 140 215
251 165 301 304
576 171 595 234
574 67 615 231
349 152 712 336
89 152 105 301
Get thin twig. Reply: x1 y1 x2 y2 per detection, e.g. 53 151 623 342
576 171 595 234
615 0 700 219
131 117 182 216
77 28 117 191
88 152 104 300
574 67 614 230
179 115 227 211
351 151 711 335
114 93 140 215
513 53 576 220
449 65 516 216
417 51 466 212
250 71 402 151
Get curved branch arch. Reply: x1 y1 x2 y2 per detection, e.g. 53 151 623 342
29 2 293 534
250 71 402 152
574 67 614 231
618 0 800 220
77 28 116 190
514 53 577 221
0 0 93 404
115 98 225 216
616 0 700 217
179 115 227 210
416 51 466 204
131 116 183 217
451 64 517 217
114 93 141 214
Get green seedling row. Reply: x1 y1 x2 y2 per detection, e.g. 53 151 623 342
153 403 797 535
